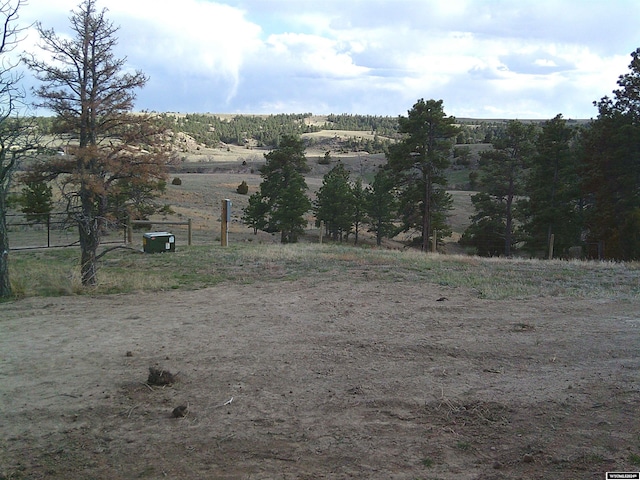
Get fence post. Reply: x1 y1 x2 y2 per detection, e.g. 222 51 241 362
188 218 192 246
47 214 51 248
221 200 230 246
127 217 132 244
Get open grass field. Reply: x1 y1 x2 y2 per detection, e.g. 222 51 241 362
117 169 472 251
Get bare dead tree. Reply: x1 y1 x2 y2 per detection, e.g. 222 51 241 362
0 0 34 298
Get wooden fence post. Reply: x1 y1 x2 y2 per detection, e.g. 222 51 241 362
221 200 230 247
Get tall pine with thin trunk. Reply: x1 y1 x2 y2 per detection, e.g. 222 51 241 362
350 178 366 245
387 99 455 251
465 121 536 257
365 168 398 246
581 48 640 260
520 114 583 257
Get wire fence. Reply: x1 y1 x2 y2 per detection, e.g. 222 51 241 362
7 213 127 250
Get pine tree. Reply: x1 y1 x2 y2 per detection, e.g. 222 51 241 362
459 192 507 256
248 135 311 243
20 180 53 223
314 162 353 241
581 48 640 259
365 168 398 246
22 0 168 286
520 114 583 257
387 99 456 251
350 178 366 245
242 192 269 234
463 120 536 256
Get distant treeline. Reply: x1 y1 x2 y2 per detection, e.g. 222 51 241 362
322 113 400 136
156 113 319 149
33 112 572 150
153 113 552 149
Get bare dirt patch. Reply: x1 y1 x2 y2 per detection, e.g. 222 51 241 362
1 280 639 479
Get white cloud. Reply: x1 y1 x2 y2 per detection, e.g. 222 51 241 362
534 59 557 68
262 32 369 78
22 0 263 106
112 0 262 103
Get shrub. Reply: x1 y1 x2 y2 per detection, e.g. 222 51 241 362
236 180 249 194
20 180 53 222
317 151 332 165
171 177 182 185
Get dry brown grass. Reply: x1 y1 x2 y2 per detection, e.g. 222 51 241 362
10 242 640 301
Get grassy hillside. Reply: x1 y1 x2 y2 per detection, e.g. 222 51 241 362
10 242 640 299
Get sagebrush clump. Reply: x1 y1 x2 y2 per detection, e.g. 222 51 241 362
172 177 182 185
237 180 249 194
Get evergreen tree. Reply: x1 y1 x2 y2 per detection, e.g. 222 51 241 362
272 171 311 243
520 114 583 257
242 192 268 235
459 192 507 256
463 120 536 256
365 168 398 246
581 48 640 260
314 161 353 241
318 150 332 165
350 177 366 245
20 180 53 223
248 135 311 243
387 99 456 251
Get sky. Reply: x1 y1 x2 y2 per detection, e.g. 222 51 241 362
15 0 640 119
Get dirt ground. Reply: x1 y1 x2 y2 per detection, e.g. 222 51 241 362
1 279 639 479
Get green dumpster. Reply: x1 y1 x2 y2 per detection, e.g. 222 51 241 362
143 232 175 253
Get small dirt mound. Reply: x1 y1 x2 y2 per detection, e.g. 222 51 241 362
172 405 188 418
147 367 176 386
